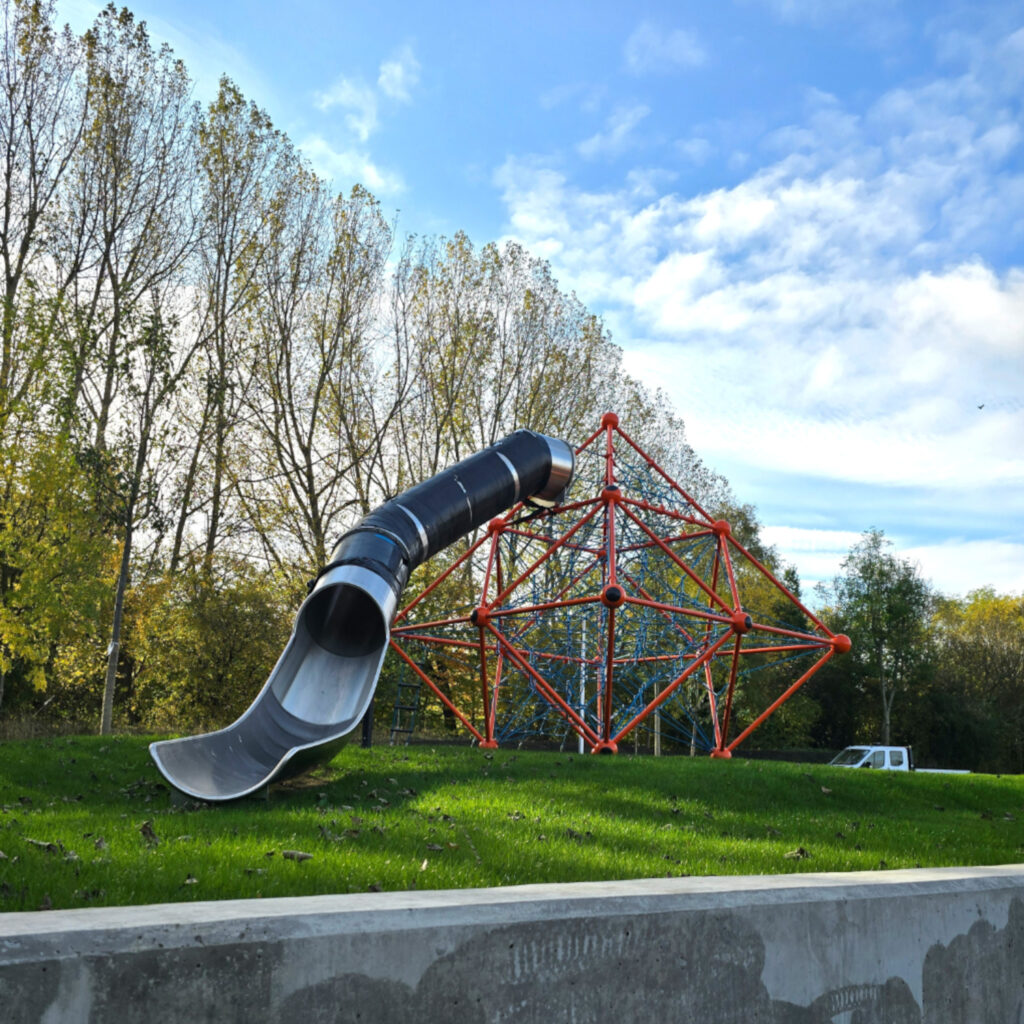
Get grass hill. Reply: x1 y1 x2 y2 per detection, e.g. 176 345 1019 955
1 736 1021 912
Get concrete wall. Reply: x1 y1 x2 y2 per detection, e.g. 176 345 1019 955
2 865 1023 1023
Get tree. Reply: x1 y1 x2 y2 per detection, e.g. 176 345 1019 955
59 7 203 734
0 0 86 436
824 529 933 745
241 175 394 573
0 432 113 716
928 588 1024 772
167 77 288 575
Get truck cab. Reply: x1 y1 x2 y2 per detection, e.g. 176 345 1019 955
829 745 912 771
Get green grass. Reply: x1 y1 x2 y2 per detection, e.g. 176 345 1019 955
1 736 1022 912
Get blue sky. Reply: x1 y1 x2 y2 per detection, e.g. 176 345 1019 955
60 0 1024 598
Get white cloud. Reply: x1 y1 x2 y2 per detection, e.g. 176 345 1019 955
760 526 865 588
903 539 1024 598
539 82 606 113
677 137 714 165
299 135 404 195
378 44 420 103
760 528 1024 598
312 44 419 167
578 105 651 160
624 21 706 74
314 77 378 141
497 31 1024 595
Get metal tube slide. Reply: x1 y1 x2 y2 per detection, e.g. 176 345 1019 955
150 430 574 801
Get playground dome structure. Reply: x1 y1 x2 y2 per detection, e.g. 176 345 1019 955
389 413 849 756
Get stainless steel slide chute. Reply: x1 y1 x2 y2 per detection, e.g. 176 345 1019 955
150 430 574 801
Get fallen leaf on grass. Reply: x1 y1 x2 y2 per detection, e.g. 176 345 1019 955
420 859 429 871
367 883 382 892
25 839 59 854
183 875 198 886
821 786 832 795
784 847 810 860
425 843 444 852
139 821 159 847
282 850 313 862
94 837 107 851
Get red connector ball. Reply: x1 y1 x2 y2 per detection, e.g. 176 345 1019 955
832 633 852 654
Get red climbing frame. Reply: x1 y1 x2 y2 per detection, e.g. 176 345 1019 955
390 413 850 756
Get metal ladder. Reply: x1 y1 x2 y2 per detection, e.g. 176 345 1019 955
389 676 422 745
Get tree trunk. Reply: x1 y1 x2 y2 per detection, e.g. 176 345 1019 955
99 519 133 735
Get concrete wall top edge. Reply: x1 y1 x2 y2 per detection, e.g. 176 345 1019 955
2 864 1024 961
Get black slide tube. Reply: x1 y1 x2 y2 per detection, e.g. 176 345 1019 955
150 430 574 801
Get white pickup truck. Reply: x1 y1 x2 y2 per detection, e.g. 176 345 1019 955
828 745 969 774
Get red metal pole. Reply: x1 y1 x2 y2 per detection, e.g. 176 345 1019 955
392 615 472 634
389 639 485 743
725 533 835 636
704 661 723 749
717 636 743 751
621 594 733 628
743 621 837 644
478 625 497 749
618 496 713 531
605 415 616 487
731 642 830 655
491 501 604 607
394 530 491 624
614 423 717 524
720 534 741 610
485 622 602 746
618 571 699 645
619 503 732 613
610 628 735 744
602 606 617 746
389 632 478 650
489 648 505 726
480 528 501 604
487 594 601 619
725 648 835 752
